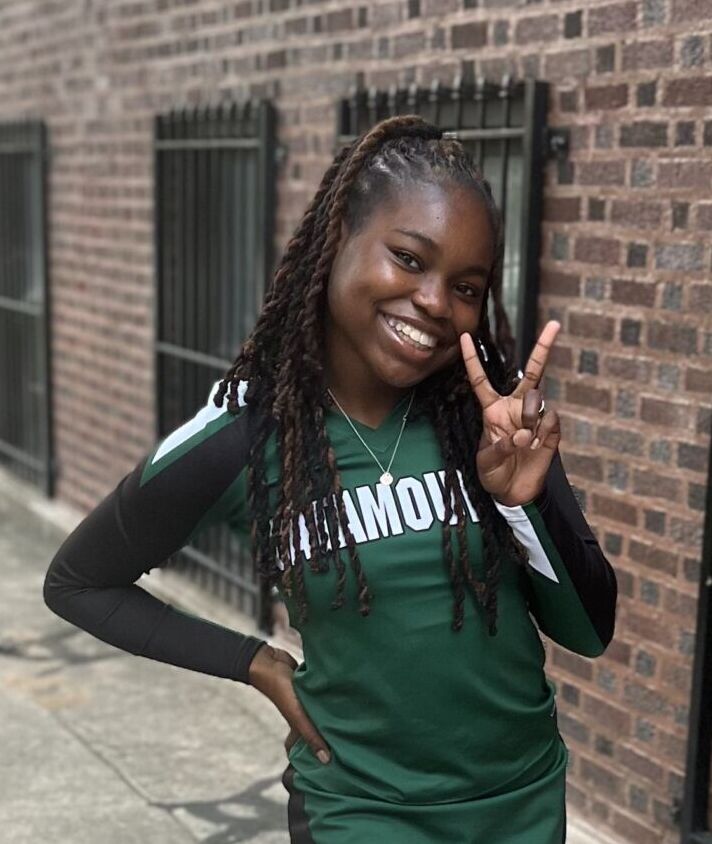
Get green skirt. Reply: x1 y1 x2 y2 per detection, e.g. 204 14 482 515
281 732 568 844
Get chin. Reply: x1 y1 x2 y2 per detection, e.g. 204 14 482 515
374 362 440 390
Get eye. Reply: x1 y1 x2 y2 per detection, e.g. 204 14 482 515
392 249 421 271
455 282 482 299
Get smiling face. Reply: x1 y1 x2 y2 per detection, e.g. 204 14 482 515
325 179 496 399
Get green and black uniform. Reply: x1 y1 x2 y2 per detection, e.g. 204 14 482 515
44 380 617 844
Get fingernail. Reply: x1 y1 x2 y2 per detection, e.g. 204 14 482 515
317 750 330 764
530 437 540 450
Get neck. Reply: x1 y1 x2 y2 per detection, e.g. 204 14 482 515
324 337 409 429
325 370 410 429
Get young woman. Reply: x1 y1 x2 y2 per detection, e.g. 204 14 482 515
44 114 618 843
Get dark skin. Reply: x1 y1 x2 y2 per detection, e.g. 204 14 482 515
249 180 562 764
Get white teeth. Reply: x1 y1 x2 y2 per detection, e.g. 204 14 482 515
385 316 437 349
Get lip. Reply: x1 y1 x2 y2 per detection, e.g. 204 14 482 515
378 312 439 361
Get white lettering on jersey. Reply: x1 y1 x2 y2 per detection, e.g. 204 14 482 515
356 484 404 540
395 477 433 532
270 471 559 585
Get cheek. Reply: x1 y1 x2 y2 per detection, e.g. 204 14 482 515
451 300 483 337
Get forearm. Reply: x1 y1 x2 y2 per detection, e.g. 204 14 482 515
42 384 267 684
43 565 265 682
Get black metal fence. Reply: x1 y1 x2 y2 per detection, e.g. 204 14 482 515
680 426 712 844
153 100 276 625
0 120 53 495
336 75 564 371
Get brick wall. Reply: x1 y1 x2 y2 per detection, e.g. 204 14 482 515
1 1 710 841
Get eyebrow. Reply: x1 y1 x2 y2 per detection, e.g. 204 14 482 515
391 227 490 279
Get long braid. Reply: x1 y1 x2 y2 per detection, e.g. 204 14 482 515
216 114 529 635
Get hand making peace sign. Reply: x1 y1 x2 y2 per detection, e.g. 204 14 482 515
460 320 562 508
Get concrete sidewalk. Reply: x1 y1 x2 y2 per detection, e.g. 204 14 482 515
0 467 614 844
0 470 293 844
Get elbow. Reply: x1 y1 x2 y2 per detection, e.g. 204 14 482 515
42 556 65 616
43 551 78 620
581 602 618 659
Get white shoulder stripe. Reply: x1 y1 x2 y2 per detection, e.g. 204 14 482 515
494 500 560 584
151 379 248 466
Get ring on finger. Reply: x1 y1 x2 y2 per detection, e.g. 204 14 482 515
538 398 546 418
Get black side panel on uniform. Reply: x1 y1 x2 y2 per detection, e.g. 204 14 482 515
533 449 617 649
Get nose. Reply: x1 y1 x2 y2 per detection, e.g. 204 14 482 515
411 274 452 321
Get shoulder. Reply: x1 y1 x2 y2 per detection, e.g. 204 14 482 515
140 379 253 488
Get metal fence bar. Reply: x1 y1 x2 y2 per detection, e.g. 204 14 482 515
153 101 275 627
0 120 52 495
516 79 547 367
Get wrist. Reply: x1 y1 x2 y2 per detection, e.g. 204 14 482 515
247 642 273 686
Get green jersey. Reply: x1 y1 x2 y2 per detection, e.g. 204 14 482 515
45 380 617 844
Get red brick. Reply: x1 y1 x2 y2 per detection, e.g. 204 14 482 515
689 283 711 311
660 658 692 693
632 469 681 501
663 587 697 618
610 200 662 229
566 454 604 482
606 639 632 666
568 311 615 340
543 196 581 222
604 356 653 383
611 809 664 843
659 162 712 190
543 48 590 79
628 539 679 576
584 83 628 110
592 493 637 525
548 344 574 369
657 728 686 762
566 381 612 413
696 204 712 230
580 758 624 797
672 0 712 21
540 270 580 297
325 8 353 32
621 39 674 70
589 2 636 36
578 160 625 186
641 398 695 429
451 21 487 49
582 694 632 733
619 744 665 785
664 76 712 106
625 608 674 647
686 366 712 392
514 14 558 45
574 237 621 265
553 647 594 680
610 278 656 306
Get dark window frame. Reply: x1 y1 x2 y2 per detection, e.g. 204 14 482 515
0 119 53 496
680 428 712 844
152 100 276 626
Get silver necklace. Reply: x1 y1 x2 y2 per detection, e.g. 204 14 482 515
326 388 415 486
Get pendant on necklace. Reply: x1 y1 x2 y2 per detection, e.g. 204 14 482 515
379 471 393 486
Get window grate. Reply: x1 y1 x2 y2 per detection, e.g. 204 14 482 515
0 120 53 495
153 100 276 626
336 76 549 370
